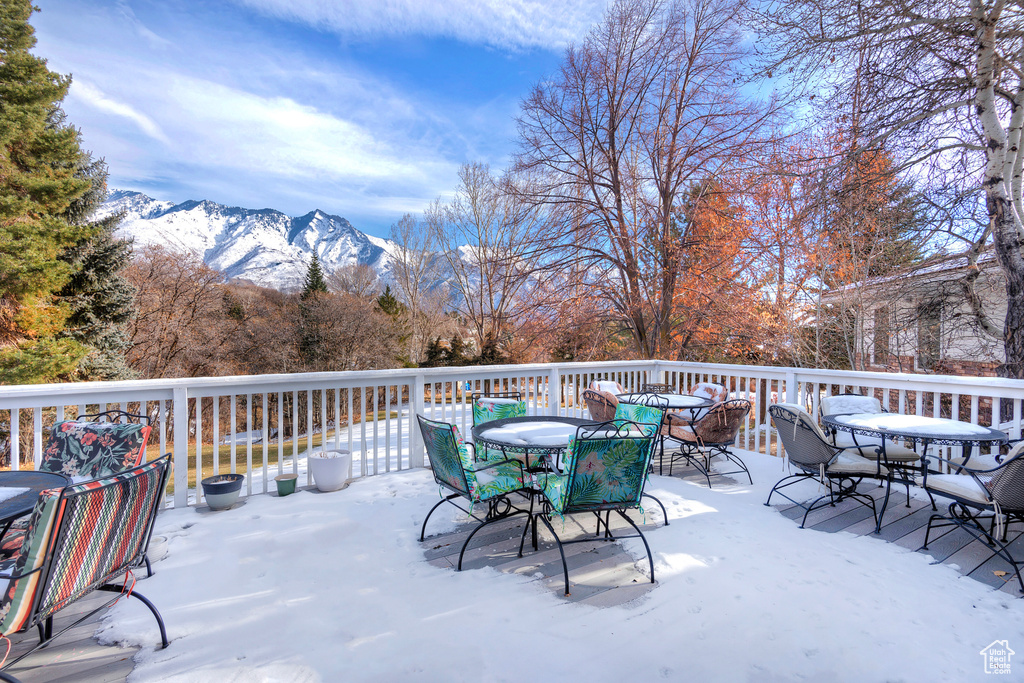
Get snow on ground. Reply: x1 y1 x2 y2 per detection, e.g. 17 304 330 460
103 448 1024 682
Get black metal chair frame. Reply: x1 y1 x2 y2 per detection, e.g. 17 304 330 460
74 409 151 426
640 383 676 394
518 420 658 596
765 405 881 529
662 400 752 487
415 416 532 571
921 446 1024 593
0 455 172 682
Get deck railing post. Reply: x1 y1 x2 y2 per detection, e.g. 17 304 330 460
785 369 797 404
412 373 425 467
548 367 561 416
172 386 189 507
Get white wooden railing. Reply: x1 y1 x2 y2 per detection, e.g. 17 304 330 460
2 360 1023 508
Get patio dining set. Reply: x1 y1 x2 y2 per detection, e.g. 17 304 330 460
415 380 753 595
417 383 1024 597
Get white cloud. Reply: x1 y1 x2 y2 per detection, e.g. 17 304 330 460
72 80 171 145
230 0 605 50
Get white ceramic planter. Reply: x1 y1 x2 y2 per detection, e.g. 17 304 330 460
309 450 352 492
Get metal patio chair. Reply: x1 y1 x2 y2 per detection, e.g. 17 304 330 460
0 455 171 682
640 383 676 393
471 391 526 427
530 420 659 595
765 404 884 529
663 399 752 487
415 415 531 569
582 389 617 422
471 392 527 461
921 440 1024 593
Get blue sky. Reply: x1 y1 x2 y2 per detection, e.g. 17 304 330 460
33 0 606 237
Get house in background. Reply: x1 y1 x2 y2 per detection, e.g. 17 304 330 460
821 249 1006 377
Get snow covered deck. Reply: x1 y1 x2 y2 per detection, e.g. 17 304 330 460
9 447 1024 681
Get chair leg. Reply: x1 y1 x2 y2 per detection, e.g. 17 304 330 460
457 503 527 571
536 514 571 596
98 585 169 649
420 493 461 541
616 509 655 584
642 493 669 526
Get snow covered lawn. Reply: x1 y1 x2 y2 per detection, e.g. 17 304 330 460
101 449 1024 682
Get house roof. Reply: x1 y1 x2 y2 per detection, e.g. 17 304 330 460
821 247 999 302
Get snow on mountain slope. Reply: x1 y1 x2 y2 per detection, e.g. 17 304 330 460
99 190 397 291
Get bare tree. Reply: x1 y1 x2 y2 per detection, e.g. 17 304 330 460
752 0 1024 377
125 245 247 378
327 263 380 299
388 213 453 362
516 0 778 358
426 163 553 353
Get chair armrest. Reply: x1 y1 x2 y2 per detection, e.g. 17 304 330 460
468 457 525 480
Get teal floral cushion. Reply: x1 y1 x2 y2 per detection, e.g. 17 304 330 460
473 398 527 426
613 403 665 433
540 434 653 514
418 417 526 502
41 421 152 480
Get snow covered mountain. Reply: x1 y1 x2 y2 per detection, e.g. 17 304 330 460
98 190 398 291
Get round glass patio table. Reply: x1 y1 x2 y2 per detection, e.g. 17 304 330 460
615 393 712 410
821 413 1008 462
822 412 1007 533
472 416 598 472
0 470 70 536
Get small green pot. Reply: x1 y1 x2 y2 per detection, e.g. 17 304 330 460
275 473 298 496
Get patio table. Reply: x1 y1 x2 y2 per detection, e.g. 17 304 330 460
821 412 1007 532
0 470 71 538
616 393 712 411
472 416 599 472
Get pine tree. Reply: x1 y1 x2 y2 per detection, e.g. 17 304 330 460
0 0 97 383
55 154 137 380
421 336 445 367
301 253 328 301
376 285 403 317
477 331 503 365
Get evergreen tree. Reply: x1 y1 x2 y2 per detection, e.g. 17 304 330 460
376 285 403 317
301 253 328 300
55 156 137 381
0 0 97 383
447 334 470 366
421 336 445 368
477 331 504 365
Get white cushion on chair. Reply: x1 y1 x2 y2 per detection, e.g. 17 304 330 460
820 395 882 416
832 433 920 462
827 453 888 476
920 474 991 504
949 453 1003 471
477 397 520 406
591 380 624 394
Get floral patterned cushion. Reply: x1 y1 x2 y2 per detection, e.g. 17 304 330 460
472 398 527 426
41 421 152 480
613 403 665 432
417 417 526 502
540 434 653 514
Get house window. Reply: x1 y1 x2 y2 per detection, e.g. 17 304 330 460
873 307 890 366
917 302 941 370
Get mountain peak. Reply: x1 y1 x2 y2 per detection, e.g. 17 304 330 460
103 190 394 292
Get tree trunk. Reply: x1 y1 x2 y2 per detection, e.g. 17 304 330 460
988 194 1024 379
